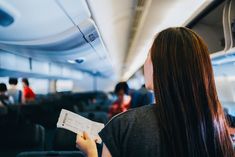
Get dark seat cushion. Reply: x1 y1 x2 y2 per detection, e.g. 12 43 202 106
53 128 77 151
0 124 45 150
17 151 85 157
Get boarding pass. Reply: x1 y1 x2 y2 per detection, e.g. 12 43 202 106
57 109 104 144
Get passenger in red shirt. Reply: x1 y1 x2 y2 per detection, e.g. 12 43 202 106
108 82 131 118
22 78 36 103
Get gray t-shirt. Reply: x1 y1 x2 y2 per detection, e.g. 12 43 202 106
99 105 160 157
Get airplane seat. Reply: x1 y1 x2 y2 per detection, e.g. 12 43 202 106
79 111 108 124
7 105 21 124
20 104 42 121
61 92 109 112
0 107 8 125
0 124 45 157
17 151 85 157
53 128 102 155
52 128 77 151
0 106 7 115
92 112 108 124
16 151 85 157
20 103 60 129
0 105 21 127
43 128 56 151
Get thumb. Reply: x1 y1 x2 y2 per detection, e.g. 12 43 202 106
83 131 90 140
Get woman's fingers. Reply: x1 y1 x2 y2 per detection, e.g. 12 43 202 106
75 131 98 157
76 134 85 146
76 131 98 144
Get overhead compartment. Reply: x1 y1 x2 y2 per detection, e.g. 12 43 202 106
0 0 113 76
0 0 83 41
56 0 91 24
0 50 83 79
0 51 30 72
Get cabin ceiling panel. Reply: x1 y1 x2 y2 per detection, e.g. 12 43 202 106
122 0 212 80
0 0 77 41
86 0 136 78
0 0 114 77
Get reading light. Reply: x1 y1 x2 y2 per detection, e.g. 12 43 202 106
67 60 76 64
67 58 85 64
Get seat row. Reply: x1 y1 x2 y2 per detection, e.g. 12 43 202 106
0 124 94 157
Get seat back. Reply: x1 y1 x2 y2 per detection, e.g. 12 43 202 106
53 128 77 151
0 124 45 150
17 151 85 157
0 124 45 157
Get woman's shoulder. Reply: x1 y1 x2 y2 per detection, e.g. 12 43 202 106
99 104 159 157
108 104 157 125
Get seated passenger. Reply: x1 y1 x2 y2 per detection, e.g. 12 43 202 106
8 77 22 104
131 84 155 108
108 82 131 118
75 27 234 157
0 83 14 106
22 78 36 103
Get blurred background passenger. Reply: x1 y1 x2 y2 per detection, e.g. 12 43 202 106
130 84 154 108
108 82 131 118
8 77 22 104
0 83 14 106
22 78 36 103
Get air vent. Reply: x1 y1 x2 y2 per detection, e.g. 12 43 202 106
128 0 148 46
67 58 85 64
0 9 14 27
75 58 85 64
137 0 145 7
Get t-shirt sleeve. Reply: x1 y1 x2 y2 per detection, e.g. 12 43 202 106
98 114 125 157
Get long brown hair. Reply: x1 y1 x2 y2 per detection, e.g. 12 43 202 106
151 27 234 157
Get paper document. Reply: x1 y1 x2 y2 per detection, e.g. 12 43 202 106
57 109 104 144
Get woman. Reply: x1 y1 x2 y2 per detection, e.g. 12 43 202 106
22 78 36 103
76 27 234 157
108 82 131 118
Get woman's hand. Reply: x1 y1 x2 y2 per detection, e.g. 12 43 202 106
76 131 98 157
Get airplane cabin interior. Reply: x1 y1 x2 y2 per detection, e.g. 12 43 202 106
0 0 235 156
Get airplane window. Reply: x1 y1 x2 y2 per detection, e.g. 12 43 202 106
0 77 9 88
0 77 49 94
56 80 73 92
29 78 49 94
230 0 235 48
215 76 235 116
191 1 225 53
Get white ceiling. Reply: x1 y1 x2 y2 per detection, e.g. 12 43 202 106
86 0 136 78
86 0 213 81
1 0 227 89
123 0 212 80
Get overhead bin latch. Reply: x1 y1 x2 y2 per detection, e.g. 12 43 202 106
84 31 99 43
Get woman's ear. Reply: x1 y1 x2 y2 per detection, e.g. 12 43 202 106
144 52 153 90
